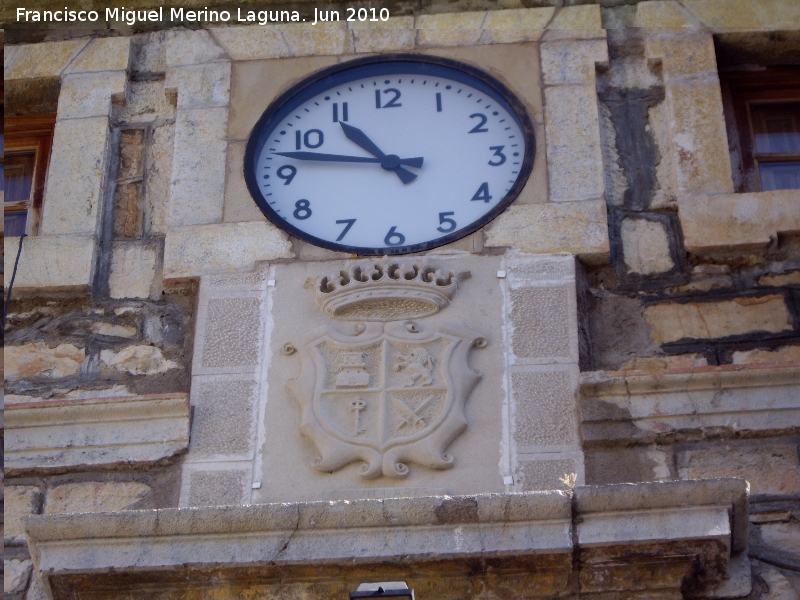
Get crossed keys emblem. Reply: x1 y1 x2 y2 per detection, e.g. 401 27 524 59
392 395 436 429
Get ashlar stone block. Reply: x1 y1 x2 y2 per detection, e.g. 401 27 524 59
351 18 416 53
57 71 127 119
109 242 158 299
165 29 227 68
2 234 96 290
281 23 354 56
4 486 41 543
512 370 579 449
4 559 32 594
415 12 486 47
541 38 609 86
211 27 291 60
635 1 700 28
620 217 675 275
3 39 88 80
189 379 258 460
546 5 602 29
64 37 131 73
45 482 151 514
40 117 110 235
480 8 554 44
195 298 263 373
165 62 231 109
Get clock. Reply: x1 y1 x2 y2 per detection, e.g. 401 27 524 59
244 54 535 255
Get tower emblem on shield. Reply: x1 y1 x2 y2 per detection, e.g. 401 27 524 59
286 262 486 479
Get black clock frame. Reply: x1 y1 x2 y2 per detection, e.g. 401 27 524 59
244 53 536 255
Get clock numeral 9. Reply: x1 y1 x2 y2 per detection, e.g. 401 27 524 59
437 212 457 233
295 129 324 150
468 113 489 133
293 199 312 220
277 165 297 185
384 226 406 246
488 146 506 166
376 88 402 109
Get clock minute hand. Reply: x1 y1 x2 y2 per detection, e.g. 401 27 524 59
339 122 419 184
273 151 423 168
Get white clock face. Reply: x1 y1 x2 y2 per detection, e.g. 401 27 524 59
245 57 534 254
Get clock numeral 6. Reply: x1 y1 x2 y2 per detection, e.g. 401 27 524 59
376 88 402 109
277 165 297 185
471 183 493 203
384 226 406 246
437 212 457 233
293 199 312 220
295 129 324 150
488 146 506 166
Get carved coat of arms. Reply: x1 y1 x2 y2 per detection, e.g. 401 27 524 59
286 262 486 479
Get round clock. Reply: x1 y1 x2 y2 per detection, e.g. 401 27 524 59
244 54 535 255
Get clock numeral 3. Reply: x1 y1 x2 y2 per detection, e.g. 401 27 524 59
471 183 493 203
335 218 356 241
488 146 506 166
332 102 349 123
384 226 406 246
293 199 312 220
437 212 457 233
376 88 402 109
277 165 297 185
468 113 489 134
295 129 324 150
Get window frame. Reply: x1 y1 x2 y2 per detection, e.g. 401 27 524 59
720 67 800 193
3 113 56 237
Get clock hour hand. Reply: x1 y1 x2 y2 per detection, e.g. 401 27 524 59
273 151 424 168
339 122 419 184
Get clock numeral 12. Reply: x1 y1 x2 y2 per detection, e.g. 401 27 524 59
376 88 402 109
332 102 349 123
295 129 324 150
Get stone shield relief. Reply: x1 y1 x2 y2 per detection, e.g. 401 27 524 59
285 262 486 479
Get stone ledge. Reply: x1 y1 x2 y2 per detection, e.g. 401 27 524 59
24 480 745 599
580 363 800 444
679 190 800 253
4 393 190 473
3 234 96 291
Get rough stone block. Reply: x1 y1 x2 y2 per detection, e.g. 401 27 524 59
190 379 257 460
99 345 179 375
281 23 354 56
40 117 110 235
2 234 96 290
541 39 608 86
517 457 581 491
145 122 174 235
485 199 609 262
211 26 291 60
4 559 32 594
186 468 249 507
196 298 262 373
64 37 131 73
166 29 226 67
4 486 41 543
677 442 800 496
635 1 699 27
480 8 554 44
415 13 486 47
57 71 127 120
4 341 84 381
546 5 602 29
645 295 793 343
759 567 799 600
512 369 579 448
109 242 158 299
733 345 800 365
165 62 231 109
544 84 605 202
510 287 574 361
45 482 151 514
168 107 228 227
759 271 800 286
620 217 675 275
679 191 800 252
759 522 800 555
351 18 416 53
683 0 763 28
163 221 293 279
3 39 88 80
647 33 718 79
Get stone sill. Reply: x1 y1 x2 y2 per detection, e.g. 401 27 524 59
5 392 190 473
580 363 800 444
25 479 746 599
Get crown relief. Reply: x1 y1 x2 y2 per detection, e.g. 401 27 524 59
315 261 469 322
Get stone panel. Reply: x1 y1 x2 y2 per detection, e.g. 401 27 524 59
4 486 41 543
517 458 578 491
57 72 127 119
2 234 96 290
168 107 228 227
187 468 249 507
40 117 109 235
190 379 257 460
484 200 609 262
510 287 571 360
163 221 292 279
202 298 261 370
644 295 793 343
3 40 88 80
45 482 151 514
512 370 578 448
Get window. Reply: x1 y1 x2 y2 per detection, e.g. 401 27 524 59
721 68 800 193
3 113 55 237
